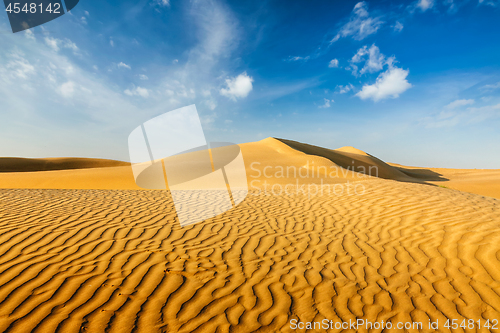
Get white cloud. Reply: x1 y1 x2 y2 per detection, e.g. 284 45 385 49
350 44 387 75
44 37 79 54
58 81 75 98
118 62 131 69
5 51 35 79
319 98 333 108
393 21 404 32
81 16 87 24
478 0 499 6
445 99 474 109
330 2 384 42
424 110 463 128
328 59 339 68
220 72 253 100
362 45 385 74
124 86 149 98
139 74 149 80
155 0 170 7
356 67 412 101
417 0 434 11
424 103 500 128
337 83 354 94
84 10 89 15
468 103 500 122
287 56 310 62
64 39 79 53
45 37 60 51
110 39 114 47
25 30 35 40
206 99 217 110
480 81 500 91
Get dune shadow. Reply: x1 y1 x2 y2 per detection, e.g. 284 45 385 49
274 138 449 185
395 167 448 182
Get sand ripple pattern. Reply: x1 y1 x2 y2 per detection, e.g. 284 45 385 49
0 180 499 332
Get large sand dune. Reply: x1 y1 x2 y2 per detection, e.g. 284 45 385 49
0 138 499 332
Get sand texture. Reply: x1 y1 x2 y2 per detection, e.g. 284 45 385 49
0 138 499 332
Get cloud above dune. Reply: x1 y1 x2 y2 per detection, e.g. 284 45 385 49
319 98 333 108
350 44 387 75
424 103 500 128
393 21 404 32
480 81 500 91
44 37 79 54
58 81 75 98
356 67 412 101
328 59 339 68
124 86 149 98
417 0 434 11
220 72 253 100
478 0 500 7
330 2 383 43
118 62 131 69
336 83 354 94
445 99 474 109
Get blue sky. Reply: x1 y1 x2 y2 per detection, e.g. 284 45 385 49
0 0 499 168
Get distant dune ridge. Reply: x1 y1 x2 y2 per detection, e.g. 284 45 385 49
0 157 130 173
0 137 499 332
0 137 498 198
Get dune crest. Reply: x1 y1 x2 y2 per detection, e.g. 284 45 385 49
334 146 369 156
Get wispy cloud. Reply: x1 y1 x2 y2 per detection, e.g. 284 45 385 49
478 0 500 7
118 62 131 69
154 0 170 7
336 83 354 94
350 44 388 75
44 37 80 54
328 59 339 68
423 103 500 128
318 98 333 108
286 56 311 62
124 86 149 98
417 0 434 11
330 2 384 43
445 99 474 109
480 81 500 91
393 21 404 32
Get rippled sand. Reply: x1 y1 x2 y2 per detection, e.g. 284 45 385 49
0 178 499 332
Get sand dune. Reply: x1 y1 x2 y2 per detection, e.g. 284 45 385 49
0 137 499 332
275 138 413 181
0 138 498 198
0 157 130 173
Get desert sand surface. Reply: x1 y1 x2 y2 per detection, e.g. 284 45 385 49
0 138 499 332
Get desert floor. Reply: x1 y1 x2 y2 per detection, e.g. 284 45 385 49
0 138 499 332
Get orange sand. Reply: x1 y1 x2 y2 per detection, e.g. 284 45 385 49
0 138 498 332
